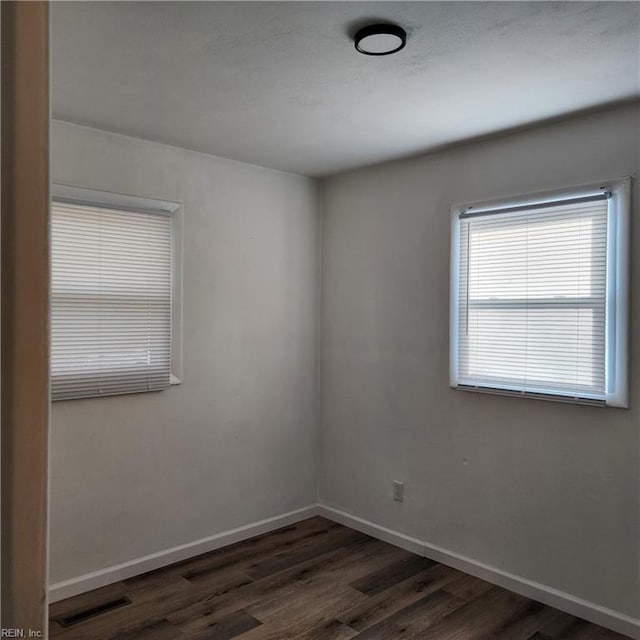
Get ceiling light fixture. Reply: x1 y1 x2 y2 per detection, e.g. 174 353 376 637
354 23 407 56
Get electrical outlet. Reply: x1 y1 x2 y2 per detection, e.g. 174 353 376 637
393 481 404 502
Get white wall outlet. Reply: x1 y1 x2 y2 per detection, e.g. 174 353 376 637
393 480 404 502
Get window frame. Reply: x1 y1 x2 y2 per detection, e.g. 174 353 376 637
449 178 630 408
51 184 184 399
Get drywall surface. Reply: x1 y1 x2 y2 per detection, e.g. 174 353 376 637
319 103 640 618
49 121 320 584
51 2 640 176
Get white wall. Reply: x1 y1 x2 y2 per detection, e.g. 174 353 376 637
49 121 321 584
51 104 640 626
320 103 640 620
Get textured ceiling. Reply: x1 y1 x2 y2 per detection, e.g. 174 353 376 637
51 1 640 177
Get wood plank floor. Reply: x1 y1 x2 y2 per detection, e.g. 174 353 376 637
49 517 630 640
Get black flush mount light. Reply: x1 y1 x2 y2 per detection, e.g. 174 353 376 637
354 23 407 56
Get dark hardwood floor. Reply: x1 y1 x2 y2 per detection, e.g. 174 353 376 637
49 517 629 640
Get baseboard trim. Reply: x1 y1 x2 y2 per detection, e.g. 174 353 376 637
48 502 639 638
48 504 320 603
317 504 640 639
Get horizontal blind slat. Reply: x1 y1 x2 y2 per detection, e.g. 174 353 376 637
457 198 608 399
51 200 172 400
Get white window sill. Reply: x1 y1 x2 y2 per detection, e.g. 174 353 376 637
452 384 608 407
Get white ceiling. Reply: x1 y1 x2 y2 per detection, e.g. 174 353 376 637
51 1 640 177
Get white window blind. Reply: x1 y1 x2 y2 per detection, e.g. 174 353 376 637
451 182 630 407
51 200 172 400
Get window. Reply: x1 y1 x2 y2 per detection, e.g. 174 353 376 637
51 186 181 400
450 179 630 407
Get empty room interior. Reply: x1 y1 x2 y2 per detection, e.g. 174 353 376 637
7 0 640 638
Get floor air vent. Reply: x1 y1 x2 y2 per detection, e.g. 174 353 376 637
55 596 132 627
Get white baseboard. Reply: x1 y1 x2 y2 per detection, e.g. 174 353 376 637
48 501 639 638
48 504 320 603
317 504 640 639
